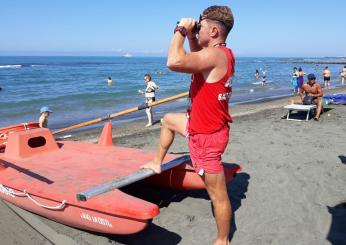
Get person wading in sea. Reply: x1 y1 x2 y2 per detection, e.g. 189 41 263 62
143 5 235 245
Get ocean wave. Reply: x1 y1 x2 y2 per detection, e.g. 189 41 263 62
31 64 47 67
0 64 22 69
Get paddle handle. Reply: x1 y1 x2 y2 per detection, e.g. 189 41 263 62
53 91 189 135
76 155 190 201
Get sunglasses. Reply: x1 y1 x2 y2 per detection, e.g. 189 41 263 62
197 14 229 31
177 15 228 34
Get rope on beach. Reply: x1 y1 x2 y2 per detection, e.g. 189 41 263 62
0 184 66 210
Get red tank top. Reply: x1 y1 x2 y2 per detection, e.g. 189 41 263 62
188 46 235 135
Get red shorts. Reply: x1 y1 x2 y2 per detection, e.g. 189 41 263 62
188 126 229 175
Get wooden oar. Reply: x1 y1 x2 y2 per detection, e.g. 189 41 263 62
53 91 189 135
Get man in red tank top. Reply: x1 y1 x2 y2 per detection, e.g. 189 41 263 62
143 6 234 245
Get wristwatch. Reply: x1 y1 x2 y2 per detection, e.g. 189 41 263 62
174 26 187 37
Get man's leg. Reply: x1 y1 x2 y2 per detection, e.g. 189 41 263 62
203 172 231 245
289 96 303 104
145 107 152 126
142 112 187 173
314 97 323 119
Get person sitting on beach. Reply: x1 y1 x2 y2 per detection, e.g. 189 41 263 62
142 5 235 245
39 106 53 128
291 73 323 121
323 66 331 89
143 74 159 127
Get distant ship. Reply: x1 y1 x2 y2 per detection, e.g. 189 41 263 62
122 53 133 58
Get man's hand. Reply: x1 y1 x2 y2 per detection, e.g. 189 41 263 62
178 18 196 39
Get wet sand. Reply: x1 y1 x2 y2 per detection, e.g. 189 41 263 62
1 86 346 245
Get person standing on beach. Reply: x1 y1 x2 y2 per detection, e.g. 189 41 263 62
38 106 52 128
291 67 298 94
323 66 331 89
143 74 159 127
340 66 346 86
143 5 235 245
297 67 305 93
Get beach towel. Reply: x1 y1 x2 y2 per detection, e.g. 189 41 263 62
323 94 346 104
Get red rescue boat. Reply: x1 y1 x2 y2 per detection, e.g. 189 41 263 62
0 122 241 234
0 122 39 150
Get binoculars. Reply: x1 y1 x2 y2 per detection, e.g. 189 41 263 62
176 21 201 33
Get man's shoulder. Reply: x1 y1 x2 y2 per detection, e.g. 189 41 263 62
315 82 322 88
200 47 229 65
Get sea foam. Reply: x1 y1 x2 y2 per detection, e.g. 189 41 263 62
0 64 22 69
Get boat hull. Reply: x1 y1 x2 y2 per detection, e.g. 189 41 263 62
0 126 241 235
0 191 149 234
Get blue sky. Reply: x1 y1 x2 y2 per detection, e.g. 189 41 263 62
1 0 345 57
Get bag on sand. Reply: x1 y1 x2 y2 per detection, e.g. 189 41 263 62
303 95 313 105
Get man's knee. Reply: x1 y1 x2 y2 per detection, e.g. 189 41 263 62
208 189 230 206
164 113 185 127
162 113 174 128
204 174 229 202
317 97 322 106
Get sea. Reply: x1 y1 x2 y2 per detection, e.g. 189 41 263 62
0 56 345 130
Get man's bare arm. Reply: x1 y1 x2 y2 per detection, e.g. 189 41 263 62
167 18 217 74
188 37 202 52
167 45 218 74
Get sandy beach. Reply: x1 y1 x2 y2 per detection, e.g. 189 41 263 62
1 86 346 245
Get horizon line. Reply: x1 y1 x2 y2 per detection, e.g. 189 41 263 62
1 54 345 59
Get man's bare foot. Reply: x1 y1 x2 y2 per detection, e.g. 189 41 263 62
145 123 152 127
141 160 162 174
213 239 230 245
